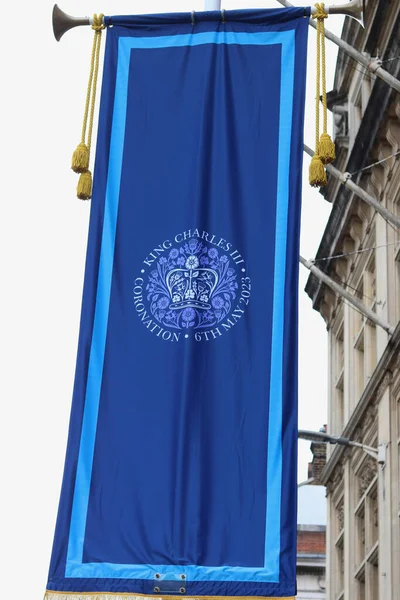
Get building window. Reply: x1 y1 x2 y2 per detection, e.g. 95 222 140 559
395 239 400 322
352 258 377 401
354 456 379 598
349 72 372 147
393 190 400 320
353 278 365 400
397 397 400 521
334 495 345 600
363 260 377 382
333 323 345 434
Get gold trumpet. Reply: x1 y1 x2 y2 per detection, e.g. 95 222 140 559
52 0 365 42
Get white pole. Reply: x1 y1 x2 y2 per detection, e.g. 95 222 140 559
303 145 400 229
300 255 396 335
204 0 222 9
276 0 400 93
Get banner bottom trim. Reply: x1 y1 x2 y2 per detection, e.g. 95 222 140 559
44 592 295 600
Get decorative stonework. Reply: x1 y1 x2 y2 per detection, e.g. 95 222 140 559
342 235 355 256
335 257 348 281
365 401 378 427
353 426 363 443
332 463 344 489
342 447 352 463
361 523 365 545
355 198 371 227
370 164 385 197
373 505 378 527
321 289 337 326
337 498 345 532
349 215 363 245
375 370 392 403
358 457 377 496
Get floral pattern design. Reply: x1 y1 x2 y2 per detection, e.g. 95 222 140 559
145 240 239 330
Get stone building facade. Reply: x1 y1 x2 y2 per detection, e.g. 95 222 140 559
305 1 400 599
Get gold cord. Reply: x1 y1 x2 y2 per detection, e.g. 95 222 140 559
320 9 328 136
309 3 335 187
315 10 322 153
72 13 105 200
86 14 105 160
80 30 98 147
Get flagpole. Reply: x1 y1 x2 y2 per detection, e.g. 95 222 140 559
275 0 400 93
303 145 400 229
204 0 222 9
53 2 366 41
299 256 396 335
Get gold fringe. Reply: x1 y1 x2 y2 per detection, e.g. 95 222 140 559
77 169 93 200
309 153 327 187
44 592 295 600
72 142 90 173
318 132 336 164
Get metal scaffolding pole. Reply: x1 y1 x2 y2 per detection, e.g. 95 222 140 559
303 144 400 229
204 0 221 9
299 255 396 335
276 0 400 93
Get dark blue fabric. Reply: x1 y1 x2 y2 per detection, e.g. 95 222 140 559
83 38 281 569
47 8 308 598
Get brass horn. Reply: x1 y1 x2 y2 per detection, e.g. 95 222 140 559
52 4 91 41
326 0 365 27
52 0 365 42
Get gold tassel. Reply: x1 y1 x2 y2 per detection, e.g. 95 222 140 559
72 13 105 199
309 154 327 187
77 170 93 200
72 142 90 173
310 3 335 185
319 132 336 164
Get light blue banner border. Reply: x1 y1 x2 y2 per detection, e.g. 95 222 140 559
66 29 295 582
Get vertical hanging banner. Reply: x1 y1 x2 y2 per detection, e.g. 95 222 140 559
46 8 309 600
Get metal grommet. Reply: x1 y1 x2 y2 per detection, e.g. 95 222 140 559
191 10 195 26
154 587 161 593
180 587 186 594
221 8 226 23
155 573 161 579
180 574 186 580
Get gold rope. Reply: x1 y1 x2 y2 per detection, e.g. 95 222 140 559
315 9 321 154
72 13 105 200
71 30 98 173
318 4 336 164
309 3 335 187
321 11 328 137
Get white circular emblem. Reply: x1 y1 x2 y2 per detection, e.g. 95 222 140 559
133 229 251 342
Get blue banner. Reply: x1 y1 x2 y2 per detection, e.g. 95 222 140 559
46 8 309 600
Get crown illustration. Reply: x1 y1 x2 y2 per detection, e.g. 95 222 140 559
166 255 218 311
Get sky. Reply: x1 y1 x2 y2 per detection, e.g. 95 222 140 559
1 0 344 596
